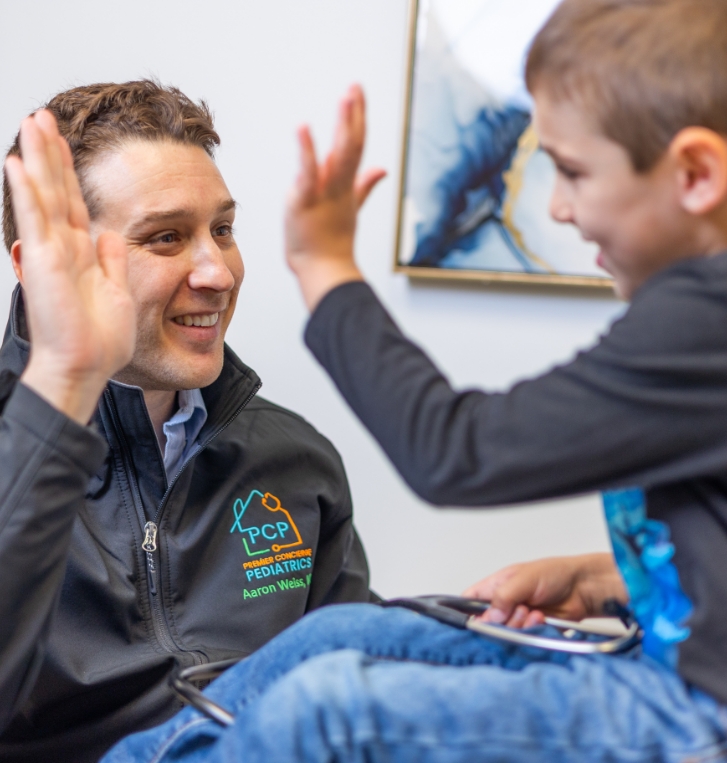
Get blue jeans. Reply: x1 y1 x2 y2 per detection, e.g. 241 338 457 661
103 604 727 763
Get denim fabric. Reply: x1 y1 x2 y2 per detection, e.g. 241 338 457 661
103 604 727 763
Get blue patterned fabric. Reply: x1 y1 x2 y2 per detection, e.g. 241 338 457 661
602 488 693 668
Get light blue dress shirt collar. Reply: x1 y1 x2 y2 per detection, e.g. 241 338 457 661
162 388 208 479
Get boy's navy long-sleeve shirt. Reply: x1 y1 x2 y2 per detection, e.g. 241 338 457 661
305 252 727 706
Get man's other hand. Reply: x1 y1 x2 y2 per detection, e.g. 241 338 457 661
462 553 628 628
285 85 386 312
5 111 135 425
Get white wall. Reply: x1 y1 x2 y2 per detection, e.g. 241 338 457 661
0 0 624 597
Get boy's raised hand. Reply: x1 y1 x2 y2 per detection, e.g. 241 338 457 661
463 553 628 628
4 111 135 425
285 85 386 311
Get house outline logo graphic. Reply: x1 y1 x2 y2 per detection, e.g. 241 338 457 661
229 490 303 557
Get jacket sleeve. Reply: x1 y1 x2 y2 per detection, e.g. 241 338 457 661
304 273 727 506
0 382 108 732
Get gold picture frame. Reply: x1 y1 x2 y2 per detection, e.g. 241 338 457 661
393 0 614 291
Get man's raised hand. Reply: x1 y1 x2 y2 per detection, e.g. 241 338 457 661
4 111 135 424
285 85 386 311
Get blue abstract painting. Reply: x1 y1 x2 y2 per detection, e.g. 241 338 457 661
397 0 612 285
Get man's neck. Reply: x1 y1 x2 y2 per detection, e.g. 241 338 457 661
144 389 178 449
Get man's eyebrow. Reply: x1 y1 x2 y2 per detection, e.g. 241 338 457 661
127 198 238 234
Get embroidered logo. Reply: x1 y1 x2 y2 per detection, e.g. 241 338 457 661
230 490 303 556
230 489 313 599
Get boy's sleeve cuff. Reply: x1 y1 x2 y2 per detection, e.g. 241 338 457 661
3 382 108 476
305 281 379 350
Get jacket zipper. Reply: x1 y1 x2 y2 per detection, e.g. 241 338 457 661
142 522 159 595
105 380 262 657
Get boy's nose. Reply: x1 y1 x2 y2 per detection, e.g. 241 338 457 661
549 189 574 224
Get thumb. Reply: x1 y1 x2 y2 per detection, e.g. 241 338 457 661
96 231 129 290
354 168 387 210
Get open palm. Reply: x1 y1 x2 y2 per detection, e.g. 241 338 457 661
5 111 135 422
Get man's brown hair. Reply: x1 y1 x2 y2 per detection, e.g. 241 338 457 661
2 79 220 252
525 0 727 172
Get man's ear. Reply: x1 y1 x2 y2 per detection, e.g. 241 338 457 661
10 240 23 285
669 128 727 215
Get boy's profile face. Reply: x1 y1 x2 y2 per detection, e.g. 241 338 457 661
532 90 699 299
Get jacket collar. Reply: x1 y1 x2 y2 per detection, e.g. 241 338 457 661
0 283 262 445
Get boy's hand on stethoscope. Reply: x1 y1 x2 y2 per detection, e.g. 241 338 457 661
462 553 626 628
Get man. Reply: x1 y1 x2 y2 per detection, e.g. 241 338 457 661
0 80 371 763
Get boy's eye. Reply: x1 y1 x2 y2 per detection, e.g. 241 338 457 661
214 224 233 237
557 164 581 180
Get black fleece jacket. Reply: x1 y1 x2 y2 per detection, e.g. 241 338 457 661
0 286 371 763
305 253 727 707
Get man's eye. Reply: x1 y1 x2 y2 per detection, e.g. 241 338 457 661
214 225 233 237
150 232 178 245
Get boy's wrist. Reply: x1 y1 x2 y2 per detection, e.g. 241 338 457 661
292 258 364 312
576 553 628 616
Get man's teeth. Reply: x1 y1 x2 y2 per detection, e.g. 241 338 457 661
173 313 219 328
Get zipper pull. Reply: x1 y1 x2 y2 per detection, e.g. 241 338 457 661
143 522 159 595
142 521 158 552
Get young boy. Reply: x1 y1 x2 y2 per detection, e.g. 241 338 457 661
77 0 727 759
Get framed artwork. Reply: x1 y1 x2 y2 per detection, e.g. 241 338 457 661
395 0 613 289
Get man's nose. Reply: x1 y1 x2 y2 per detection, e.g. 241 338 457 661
188 236 237 293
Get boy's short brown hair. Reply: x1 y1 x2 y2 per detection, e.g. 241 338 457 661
526 0 727 172
2 79 220 252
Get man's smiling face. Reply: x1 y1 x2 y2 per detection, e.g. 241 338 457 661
87 140 243 391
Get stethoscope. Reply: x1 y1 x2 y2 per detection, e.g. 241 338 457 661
170 595 642 727
382 595 642 655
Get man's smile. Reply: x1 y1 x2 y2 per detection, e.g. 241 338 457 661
172 312 220 328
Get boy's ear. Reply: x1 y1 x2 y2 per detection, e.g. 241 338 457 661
670 128 727 215
10 240 23 285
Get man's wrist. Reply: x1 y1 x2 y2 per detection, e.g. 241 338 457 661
21 357 109 425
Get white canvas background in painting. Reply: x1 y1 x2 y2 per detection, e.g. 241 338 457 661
400 0 606 278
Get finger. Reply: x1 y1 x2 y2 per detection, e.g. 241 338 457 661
505 605 530 629
488 567 541 623
4 155 47 251
523 610 546 629
19 115 63 225
59 137 90 231
326 86 365 195
34 110 67 218
463 564 519 602
462 577 497 602
96 231 129 290
295 126 320 207
354 168 387 209
463 576 501 602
